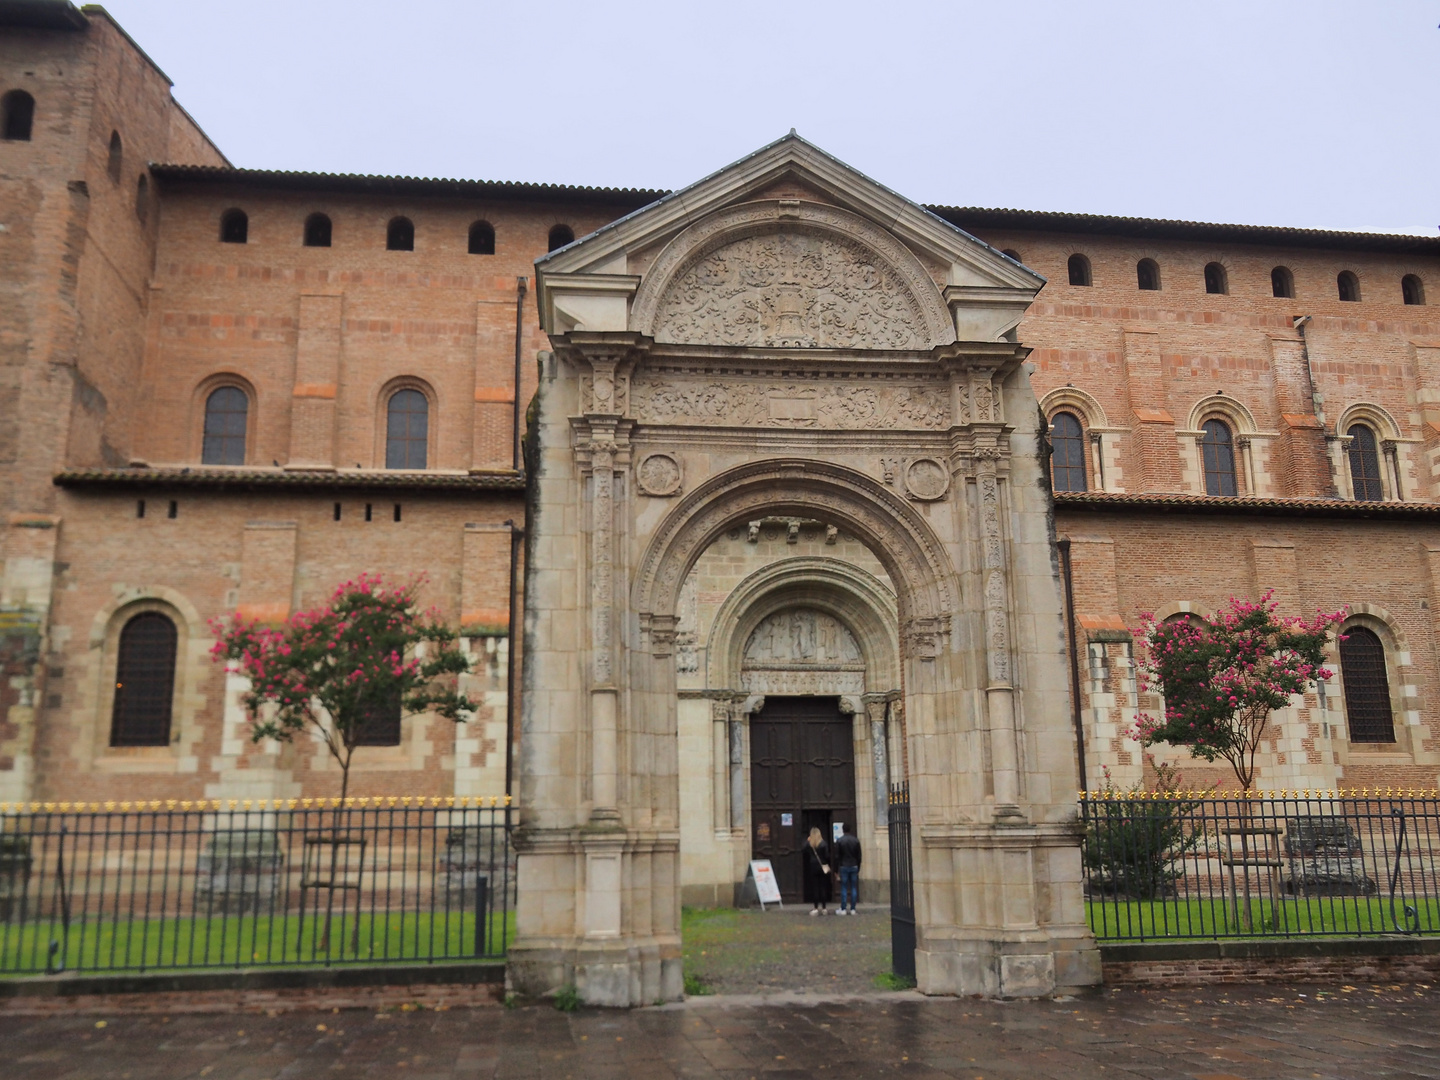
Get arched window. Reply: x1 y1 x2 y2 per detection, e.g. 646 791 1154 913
1049 411 1088 492
354 690 402 747
219 208 248 244
1204 262 1228 295
109 612 178 747
107 130 122 182
1271 266 1294 299
1339 626 1394 743
1337 270 1360 302
1346 424 1383 501
1067 253 1091 287
1200 418 1237 496
385 388 428 469
1402 275 1425 306
548 224 574 252
134 174 148 222
468 220 495 255
202 386 248 465
303 213 331 248
1001 248 1023 263
387 217 414 251
1137 259 1161 291
1 90 34 141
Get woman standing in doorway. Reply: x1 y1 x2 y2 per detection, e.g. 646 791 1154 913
803 827 833 915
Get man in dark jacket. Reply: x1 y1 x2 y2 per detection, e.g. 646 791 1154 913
836 822 861 914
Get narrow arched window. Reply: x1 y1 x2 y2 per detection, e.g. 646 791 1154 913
202 386 249 464
1137 259 1160 291
1049 412 1088 492
1 90 35 141
1271 266 1294 299
468 220 495 255
1337 270 1360 302
107 130 123 182
1200 418 1237 496
385 388 428 469
110 612 178 747
548 224 574 252
354 689 402 746
220 208 248 244
1402 275 1425 306
1340 626 1394 743
1204 262 1228 295
1067 253 1091 287
1347 424 1383 501
135 174 148 222
1001 248 1023 263
387 216 414 251
303 213 331 248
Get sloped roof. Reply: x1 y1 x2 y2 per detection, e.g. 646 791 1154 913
54 466 524 493
1054 490 1440 520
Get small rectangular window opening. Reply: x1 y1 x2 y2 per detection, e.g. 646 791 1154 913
167 500 178 519
136 499 145 519
365 503 373 522
393 504 402 522
333 502 342 521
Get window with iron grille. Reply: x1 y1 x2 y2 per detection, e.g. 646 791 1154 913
385 389 428 469
353 690 402 747
110 612 178 747
202 386 248 465
1340 626 1394 743
1347 424 1383 501
1049 411 1087 491
1200 419 1237 496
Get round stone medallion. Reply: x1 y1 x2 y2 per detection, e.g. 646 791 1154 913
904 457 949 501
636 453 683 497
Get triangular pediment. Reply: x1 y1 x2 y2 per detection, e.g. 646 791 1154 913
536 133 1044 347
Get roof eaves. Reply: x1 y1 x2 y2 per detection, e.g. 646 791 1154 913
54 467 526 493
0 0 87 30
1054 490 1440 520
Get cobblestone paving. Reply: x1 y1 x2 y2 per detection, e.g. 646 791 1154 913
682 904 893 995
5 982 1440 1079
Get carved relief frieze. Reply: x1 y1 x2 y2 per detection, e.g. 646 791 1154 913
742 608 863 667
630 378 949 430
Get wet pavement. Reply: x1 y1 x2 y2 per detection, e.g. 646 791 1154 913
4 981 1439 1079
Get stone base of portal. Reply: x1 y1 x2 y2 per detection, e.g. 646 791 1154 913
507 939 684 1007
915 931 1103 998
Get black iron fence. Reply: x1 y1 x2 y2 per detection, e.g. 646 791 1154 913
1082 792 1440 941
887 783 916 980
0 796 515 975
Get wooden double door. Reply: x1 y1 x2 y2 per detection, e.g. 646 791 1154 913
749 697 857 902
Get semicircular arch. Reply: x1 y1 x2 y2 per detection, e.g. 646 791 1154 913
706 556 900 692
1039 386 1109 429
636 459 954 657
1335 402 1402 442
1187 394 1259 434
629 200 955 350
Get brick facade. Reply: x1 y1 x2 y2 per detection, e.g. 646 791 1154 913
2 4 1439 810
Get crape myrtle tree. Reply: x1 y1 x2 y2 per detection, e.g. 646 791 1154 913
1132 591 1345 794
212 574 474 804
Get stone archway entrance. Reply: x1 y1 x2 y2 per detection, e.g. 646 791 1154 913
511 134 1101 1005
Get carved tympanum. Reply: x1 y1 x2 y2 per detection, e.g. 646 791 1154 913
743 609 862 667
652 230 928 350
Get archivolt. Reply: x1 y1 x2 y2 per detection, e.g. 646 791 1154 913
634 459 954 647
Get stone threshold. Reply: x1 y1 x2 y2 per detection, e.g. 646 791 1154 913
1101 937 1440 963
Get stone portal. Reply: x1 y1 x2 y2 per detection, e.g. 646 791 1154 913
512 134 1101 1004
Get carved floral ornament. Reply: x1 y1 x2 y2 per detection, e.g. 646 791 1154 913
629 201 955 352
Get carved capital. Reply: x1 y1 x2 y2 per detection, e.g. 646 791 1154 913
1236 436 1252 450
1088 430 1104 445
645 613 679 657
1382 439 1399 456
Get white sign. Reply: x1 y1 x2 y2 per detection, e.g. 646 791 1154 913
780 813 793 827
832 822 844 842
749 859 783 907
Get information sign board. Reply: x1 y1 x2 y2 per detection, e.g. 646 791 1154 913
748 859 783 908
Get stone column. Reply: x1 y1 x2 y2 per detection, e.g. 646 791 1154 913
733 696 762 830
973 442 1022 818
864 694 890 823
711 697 731 832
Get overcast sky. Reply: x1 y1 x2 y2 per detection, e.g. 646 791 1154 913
105 0 1438 233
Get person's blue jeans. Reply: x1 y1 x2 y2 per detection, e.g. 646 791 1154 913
839 865 859 911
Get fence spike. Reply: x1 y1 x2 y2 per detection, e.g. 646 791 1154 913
504 794 512 806
28 802 39 813
0 803 8 814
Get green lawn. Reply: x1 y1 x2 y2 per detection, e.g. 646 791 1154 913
0 910 514 975
1088 896 1440 940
